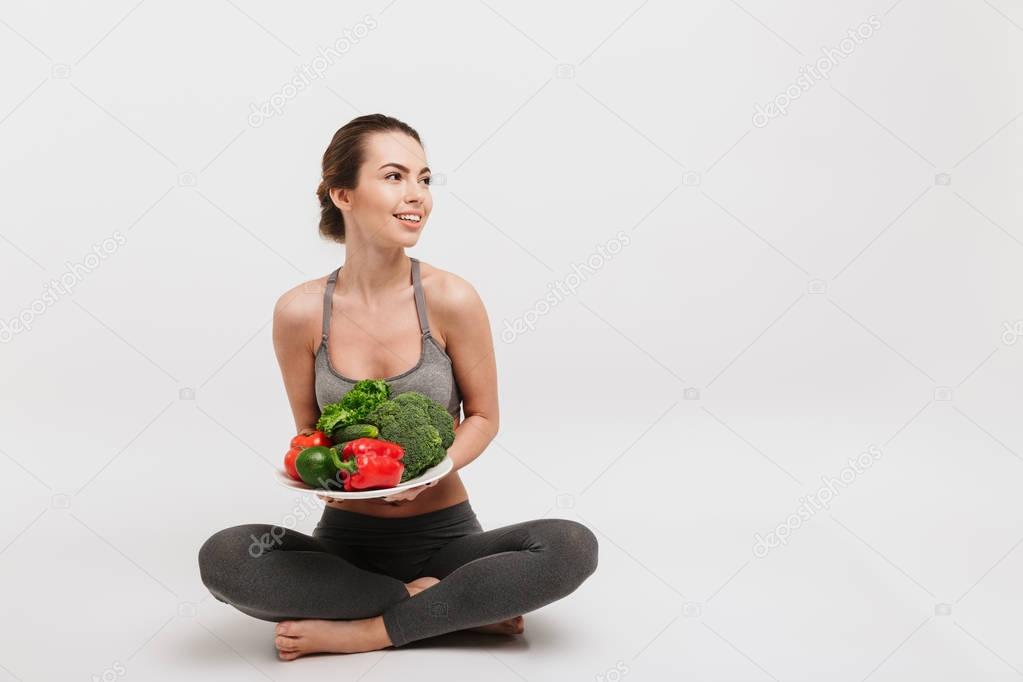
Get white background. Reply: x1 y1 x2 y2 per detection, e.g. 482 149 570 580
1 0 1022 680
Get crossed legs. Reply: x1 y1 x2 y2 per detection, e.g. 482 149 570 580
198 517 598 659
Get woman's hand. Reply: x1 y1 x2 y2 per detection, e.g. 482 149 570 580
315 480 439 506
382 480 439 504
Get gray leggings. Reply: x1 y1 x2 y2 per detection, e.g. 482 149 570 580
197 500 599 647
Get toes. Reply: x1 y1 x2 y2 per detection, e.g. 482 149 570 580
503 616 524 634
278 649 301 661
276 620 301 636
275 636 299 651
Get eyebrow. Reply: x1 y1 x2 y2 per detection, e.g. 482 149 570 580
379 162 431 175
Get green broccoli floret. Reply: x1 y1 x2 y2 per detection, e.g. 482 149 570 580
316 379 390 436
392 392 455 449
364 392 450 482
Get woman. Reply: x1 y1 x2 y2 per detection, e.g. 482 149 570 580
197 114 599 660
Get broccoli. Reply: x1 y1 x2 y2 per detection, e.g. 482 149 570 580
316 379 390 437
392 392 455 449
364 391 454 482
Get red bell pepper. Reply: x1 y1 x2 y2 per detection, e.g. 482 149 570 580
284 430 333 481
329 439 405 491
340 437 404 461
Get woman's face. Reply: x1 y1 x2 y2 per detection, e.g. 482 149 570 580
336 131 433 246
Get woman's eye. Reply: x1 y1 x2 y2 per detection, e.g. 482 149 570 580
385 172 430 186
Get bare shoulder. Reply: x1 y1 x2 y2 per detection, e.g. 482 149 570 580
272 275 328 349
419 261 485 320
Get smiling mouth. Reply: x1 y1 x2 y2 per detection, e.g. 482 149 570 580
394 213 422 226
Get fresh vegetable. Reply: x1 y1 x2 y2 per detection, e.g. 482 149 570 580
329 444 405 491
363 391 454 482
295 446 342 490
315 380 391 436
283 447 303 481
302 382 454 487
283 430 332 481
291 430 332 449
394 392 455 449
340 437 404 461
333 423 379 441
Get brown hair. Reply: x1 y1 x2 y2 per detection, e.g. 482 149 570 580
316 114 424 244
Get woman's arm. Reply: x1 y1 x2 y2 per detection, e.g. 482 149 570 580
272 282 322 434
436 274 500 471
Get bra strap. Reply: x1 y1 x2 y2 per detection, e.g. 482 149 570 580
411 257 431 338
323 260 428 342
322 266 341 342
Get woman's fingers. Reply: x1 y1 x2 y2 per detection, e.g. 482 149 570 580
383 486 423 502
320 481 435 503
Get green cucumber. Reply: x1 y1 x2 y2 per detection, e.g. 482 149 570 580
333 423 379 441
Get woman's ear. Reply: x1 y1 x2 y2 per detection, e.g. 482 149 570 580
330 186 351 211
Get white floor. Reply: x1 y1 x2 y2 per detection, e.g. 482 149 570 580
2 404 1022 680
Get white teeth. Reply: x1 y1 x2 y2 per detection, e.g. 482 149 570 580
396 214 421 222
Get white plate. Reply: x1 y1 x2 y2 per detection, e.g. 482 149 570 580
274 455 454 500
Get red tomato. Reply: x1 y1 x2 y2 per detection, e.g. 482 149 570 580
283 446 303 481
291 430 332 449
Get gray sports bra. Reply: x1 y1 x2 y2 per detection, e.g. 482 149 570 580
314 257 462 420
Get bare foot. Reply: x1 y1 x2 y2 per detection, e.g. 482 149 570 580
404 576 440 596
467 615 525 636
274 616 392 660
273 577 440 661
273 576 523 660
